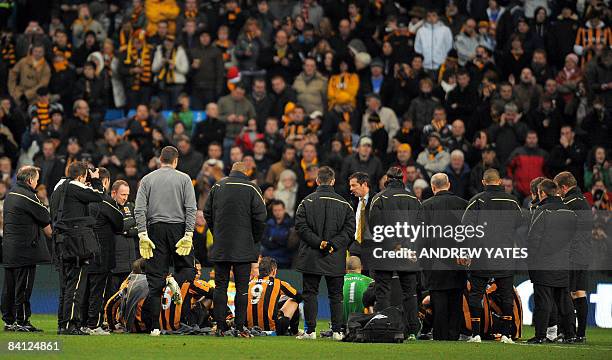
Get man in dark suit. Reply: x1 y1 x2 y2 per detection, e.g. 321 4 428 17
348 172 374 274
419 173 467 340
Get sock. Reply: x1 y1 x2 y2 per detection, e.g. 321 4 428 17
546 325 558 341
275 314 290 335
470 317 481 337
573 297 588 338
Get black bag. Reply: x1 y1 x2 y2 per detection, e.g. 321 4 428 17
52 180 100 262
344 306 405 343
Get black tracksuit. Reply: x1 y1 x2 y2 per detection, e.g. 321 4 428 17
294 185 355 333
562 187 593 338
420 190 467 340
462 185 523 337
49 178 104 331
1 181 51 326
367 179 422 335
203 171 267 331
528 196 577 339
81 194 123 329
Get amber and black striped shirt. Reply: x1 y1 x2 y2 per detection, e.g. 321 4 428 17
247 276 300 331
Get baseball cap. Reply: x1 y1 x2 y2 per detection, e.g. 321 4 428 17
358 136 373 147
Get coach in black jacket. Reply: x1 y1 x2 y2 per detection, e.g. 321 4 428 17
1 166 52 331
527 179 577 343
461 168 522 343
554 171 592 341
204 162 267 335
419 173 467 340
82 168 124 331
367 166 422 339
347 172 373 272
110 181 138 295
294 166 355 338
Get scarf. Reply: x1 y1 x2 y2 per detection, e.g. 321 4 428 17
428 146 443 160
215 39 232 61
31 57 45 71
130 5 143 25
53 59 68 72
343 134 353 154
1 41 16 66
35 102 50 130
158 47 177 83
301 157 318 186
185 9 197 19
125 39 152 90
53 43 72 60
227 7 241 22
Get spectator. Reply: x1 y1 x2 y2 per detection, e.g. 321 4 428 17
446 119 471 156
144 0 180 37
269 75 297 119
506 130 547 199
414 9 453 79
71 4 106 48
547 6 578 70
190 29 225 109
152 35 189 109
191 103 226 155
573 10 611 66
234 18 266 85
548 125 587 188
258 29 301 84
406 77 440 131
454 18 479 66
293 58 327 115
292 0 323 29
217 82 256 158
340 137 384 194
514 67 542 114
118 30 154 109
72 31 101 72
444 150 470 199
261 199 295 269
586 48 612 112
8 43 50 107
96 128 136 179
73 61 108 119
487 102 529 164
266 145 299 186
422 106 452 146
469 143 499 197
584 146 611 191
358 58 393 107
176 135 204 180
417 132 451 178
556 53 582 108
446 68 477 121
361 93 398 153
274 169 298 217
527 95 562 151
582 96 611 149
327 56 359 111
530 49 553 86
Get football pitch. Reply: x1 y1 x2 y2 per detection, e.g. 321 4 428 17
1 315 611 359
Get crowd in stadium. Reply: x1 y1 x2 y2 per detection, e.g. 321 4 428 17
0 0 611 338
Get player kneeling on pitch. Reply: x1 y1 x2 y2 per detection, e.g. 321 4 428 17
247 257 302 335
104 259 214 333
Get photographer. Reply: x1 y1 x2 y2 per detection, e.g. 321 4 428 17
1 166 52 332
50 161 104 335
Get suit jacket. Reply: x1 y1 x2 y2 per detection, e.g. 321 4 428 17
348 191 374 265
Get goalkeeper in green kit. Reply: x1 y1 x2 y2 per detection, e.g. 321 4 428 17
343 256 374 322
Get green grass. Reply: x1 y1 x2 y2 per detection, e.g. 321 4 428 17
0 315 611 359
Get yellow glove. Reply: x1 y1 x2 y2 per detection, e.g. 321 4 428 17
138 232 155 259
175 231 194 256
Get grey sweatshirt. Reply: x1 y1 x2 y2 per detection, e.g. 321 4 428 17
134 166 197 233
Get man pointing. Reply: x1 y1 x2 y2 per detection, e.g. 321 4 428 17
134 146 197 336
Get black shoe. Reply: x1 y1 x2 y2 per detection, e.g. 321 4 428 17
418 332 433 340
560 336 577 344
19 321 43 332
4 323 16 331
574 336 587 344
526 337 546 344
58 327 89 336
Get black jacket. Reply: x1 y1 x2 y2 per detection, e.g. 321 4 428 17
294 185 356 276
191 117 226 155
88 194 124 273
112 201 138 274
366 180 421 272
462 184 523 278
204 171 267 263
348 192 374 266
49 177 104 230
562 187 593 267
1 181 51 267
528 196 577 287
419 190 468 290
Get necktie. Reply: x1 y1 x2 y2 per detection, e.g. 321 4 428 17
356 197 366 243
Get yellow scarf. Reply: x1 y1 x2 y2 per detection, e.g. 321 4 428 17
157 47 177 83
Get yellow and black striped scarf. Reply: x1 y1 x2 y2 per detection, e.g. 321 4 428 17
36 102 50 130
126 46 152 90
1 42 16 66
53 43 72 60
185 9 198 19
216 39 232 62
157 47 177 84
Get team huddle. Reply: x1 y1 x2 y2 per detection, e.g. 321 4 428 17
2 145 593 345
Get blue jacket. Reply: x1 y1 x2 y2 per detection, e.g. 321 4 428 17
261 214 294 266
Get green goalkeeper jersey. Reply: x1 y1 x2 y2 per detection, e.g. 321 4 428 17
343 273 374 322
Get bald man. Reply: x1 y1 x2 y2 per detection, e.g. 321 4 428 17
461 169 523 343
419 173 467 340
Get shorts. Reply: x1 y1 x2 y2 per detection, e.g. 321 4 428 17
569 264 589 292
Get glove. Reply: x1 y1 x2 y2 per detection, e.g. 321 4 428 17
138 232 155 259
165 276 183 305
175 231 194 256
